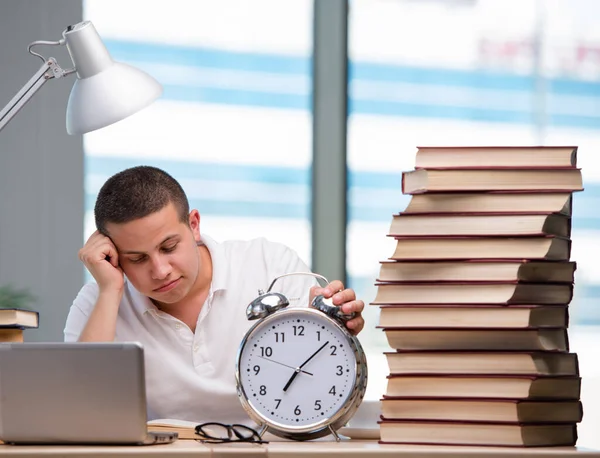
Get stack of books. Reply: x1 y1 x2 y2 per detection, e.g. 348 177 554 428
372 146 584 447
0 309 39 342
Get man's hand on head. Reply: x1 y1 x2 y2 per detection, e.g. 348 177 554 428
309 280 365 336
79 230 125 295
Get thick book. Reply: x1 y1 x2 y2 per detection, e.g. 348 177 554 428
0 328 24 343
380 398 583 423
414 146 578 169
0 308 38 328
385 374 581 399
378 260 576 283
390 235 570 261
402 168 583 194
388 213 571 237
377 305 568 329
372 282 573 305
382 328 569 351
384 351 579 376
403 192 573 215
379 420 578 447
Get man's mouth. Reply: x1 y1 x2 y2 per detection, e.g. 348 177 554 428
154 277 181 293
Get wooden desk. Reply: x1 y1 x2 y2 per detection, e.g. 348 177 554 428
0 440 599 458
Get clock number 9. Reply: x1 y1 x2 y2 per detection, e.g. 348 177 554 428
253 365 260 375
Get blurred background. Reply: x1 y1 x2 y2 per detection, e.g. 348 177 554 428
0 0 598 448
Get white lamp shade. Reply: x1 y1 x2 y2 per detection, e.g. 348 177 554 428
66 61 163 135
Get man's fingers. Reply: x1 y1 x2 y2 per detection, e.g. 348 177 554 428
341 299 364 314
345 315 364 335
79 232 119 268
323 280 344 297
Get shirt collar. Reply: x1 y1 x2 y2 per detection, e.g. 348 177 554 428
198 234 228 293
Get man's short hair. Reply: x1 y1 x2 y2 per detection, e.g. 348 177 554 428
94 166 190 235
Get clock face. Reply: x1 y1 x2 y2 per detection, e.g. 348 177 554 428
238 309 358 429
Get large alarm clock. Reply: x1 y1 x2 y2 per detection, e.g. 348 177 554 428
235 272 368 441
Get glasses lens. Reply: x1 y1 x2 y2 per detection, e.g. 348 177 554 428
196 422 232 441
231 424 258 441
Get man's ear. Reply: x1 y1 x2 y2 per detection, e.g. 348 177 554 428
188 209 201 242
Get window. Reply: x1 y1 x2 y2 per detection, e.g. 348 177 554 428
84 0 313 263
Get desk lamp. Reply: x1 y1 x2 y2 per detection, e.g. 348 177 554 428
0 20 162 135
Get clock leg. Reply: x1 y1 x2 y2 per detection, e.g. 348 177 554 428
257 423 268 439
328 425 341 442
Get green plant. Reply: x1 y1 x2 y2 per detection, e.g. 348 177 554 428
0 285 35 310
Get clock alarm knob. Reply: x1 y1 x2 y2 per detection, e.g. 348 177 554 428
311 294 356 323
246 291 289 320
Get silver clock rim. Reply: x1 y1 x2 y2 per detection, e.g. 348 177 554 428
235 307 368 440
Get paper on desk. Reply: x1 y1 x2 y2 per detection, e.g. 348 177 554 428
147 419 283 441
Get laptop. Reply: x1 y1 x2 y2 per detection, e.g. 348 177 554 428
0 342 178 445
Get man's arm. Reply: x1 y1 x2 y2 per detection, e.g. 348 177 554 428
77 289 122 341
75 231 125 342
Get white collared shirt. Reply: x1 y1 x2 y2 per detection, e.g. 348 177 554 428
64 235 317 425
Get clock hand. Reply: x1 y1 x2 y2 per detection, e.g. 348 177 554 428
258 356 313 376
282 341 329 393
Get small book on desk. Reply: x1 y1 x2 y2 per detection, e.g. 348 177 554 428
0 309 39 328
0 309 39 343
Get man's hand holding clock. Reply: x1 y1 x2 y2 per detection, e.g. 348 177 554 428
309 280 365 335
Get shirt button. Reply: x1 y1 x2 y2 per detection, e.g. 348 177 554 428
175 324 182 330
193 345 199 352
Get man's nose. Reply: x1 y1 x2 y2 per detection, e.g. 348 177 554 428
150 256 171 280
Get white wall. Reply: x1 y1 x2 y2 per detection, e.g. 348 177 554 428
0 0 84 341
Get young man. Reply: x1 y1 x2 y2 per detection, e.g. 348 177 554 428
64 166 365 425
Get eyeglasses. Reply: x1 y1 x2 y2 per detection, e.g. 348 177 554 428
194 422 269 444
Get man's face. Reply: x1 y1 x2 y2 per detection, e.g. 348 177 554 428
105 202 202 305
